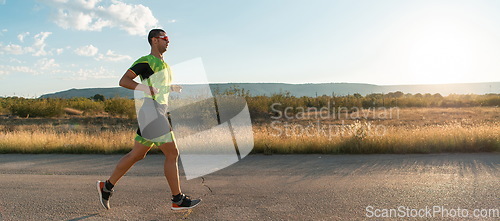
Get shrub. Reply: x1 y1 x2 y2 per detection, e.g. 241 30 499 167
92 94 106 102
104 98 136 119
66 98 105 115
9 98 65 117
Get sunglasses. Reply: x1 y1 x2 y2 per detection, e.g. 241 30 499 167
155 35 169 42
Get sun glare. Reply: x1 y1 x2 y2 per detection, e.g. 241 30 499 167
403 4 496 85
408 19 474 84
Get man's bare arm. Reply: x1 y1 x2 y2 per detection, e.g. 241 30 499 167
119 70 158 96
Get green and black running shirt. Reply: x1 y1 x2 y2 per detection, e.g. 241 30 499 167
129 54 173 105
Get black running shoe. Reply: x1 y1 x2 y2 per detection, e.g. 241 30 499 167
171 193 202 210
96 180 113 209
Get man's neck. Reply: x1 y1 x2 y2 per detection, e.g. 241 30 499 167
150 49 163 60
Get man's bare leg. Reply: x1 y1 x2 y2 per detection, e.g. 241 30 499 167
108 141 152 185
158 141 181 195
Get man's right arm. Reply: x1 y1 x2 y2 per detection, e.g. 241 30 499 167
119 70 158 96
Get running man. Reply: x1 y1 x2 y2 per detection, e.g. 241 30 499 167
96 29 201 210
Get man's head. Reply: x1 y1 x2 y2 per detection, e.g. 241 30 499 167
148 29 169 53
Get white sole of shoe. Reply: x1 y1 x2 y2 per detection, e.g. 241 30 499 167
96 181 108 210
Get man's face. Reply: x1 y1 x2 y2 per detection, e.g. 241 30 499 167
154 32 169 53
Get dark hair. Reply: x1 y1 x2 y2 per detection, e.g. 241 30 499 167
148 29 166 45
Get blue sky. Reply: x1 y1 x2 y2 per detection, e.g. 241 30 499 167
0 0 499 97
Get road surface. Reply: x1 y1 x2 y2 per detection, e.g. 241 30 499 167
0 153 498 220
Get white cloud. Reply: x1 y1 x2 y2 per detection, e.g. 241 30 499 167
74 44 99 56
13 66 38 74
0 31 51 56
17 32 30 43
56 9 109 31
0 0 6 5
41 0 159 36
0 65 38 75
96 50 131 61
55 48 64 55
9 58 25 64
0 62 70 77
2 44 28 55
73 0 102 9
32 32 52 56
168 19 177 23
74 45 130 61
1 29 7 32
68 66 118 80
35 58 60 70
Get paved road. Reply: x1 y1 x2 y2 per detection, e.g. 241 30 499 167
0 153 498 220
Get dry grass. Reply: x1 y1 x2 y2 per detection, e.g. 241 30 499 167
0 118 139 154
0 130 134 154
253 121 499 154
0 107 498 154
252 107 499 154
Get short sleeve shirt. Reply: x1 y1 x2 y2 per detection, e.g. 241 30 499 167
129 54 172 105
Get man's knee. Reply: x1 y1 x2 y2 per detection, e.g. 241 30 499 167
162 142 179 159
166 147 179 159
128 151 147 162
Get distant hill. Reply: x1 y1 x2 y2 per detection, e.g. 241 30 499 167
40 82 500 99
40 87 134 99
